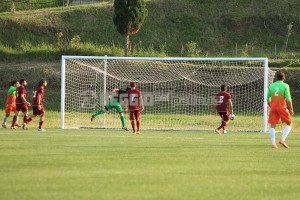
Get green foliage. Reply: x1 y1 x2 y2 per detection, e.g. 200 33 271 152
113 0 128 36
113 0 148 36
278 52 296 59
70 35 81 52
241 43 249 57
54 32 66 52
10 1 15 13
159 42 167 56
65 0 70 7
185 41 201 57
0 0 300 59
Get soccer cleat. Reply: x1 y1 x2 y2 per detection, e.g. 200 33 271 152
11 126 16 130
272 145 278 149
38 128 46 132
279 140 289 148
2 123 6 128
223 130 227 134
122 127 129 131
15 124 21 127
22 123 28 130
91 115 95 122
215 129 221 134
136 131 140 135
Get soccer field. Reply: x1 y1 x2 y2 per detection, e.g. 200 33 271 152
0 127 300 200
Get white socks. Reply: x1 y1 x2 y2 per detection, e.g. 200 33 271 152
270 126 292 145
281 125 292 141
2 116 8 124
270 128 276 145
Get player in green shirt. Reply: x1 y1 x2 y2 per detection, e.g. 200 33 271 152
267 71 294 148
2 80 20 128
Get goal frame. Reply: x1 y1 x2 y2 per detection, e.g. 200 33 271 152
61 56 270 132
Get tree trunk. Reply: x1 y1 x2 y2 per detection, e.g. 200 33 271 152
124 35 129 57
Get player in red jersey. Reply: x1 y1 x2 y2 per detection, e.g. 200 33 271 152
25 79 48 131
125 82 144 134
212 84 234 134
11 79 31 130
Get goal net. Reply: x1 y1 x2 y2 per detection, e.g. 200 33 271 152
61 56 275 132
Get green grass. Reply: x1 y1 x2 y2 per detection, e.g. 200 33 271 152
1 0 300 60
1 113 300 200
67 111 291 132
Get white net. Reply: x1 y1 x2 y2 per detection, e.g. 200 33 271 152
61 56 275 132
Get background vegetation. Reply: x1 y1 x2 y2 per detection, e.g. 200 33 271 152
0 0 300 60
0 0 65 13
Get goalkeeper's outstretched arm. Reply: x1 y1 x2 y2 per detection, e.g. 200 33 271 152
112 88 119 93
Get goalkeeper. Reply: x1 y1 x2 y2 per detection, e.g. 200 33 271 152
90 88 130 131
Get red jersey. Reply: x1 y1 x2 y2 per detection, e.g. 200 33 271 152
214 91 231 112
126 89 142 110
16 86 27 105
32 86 44 106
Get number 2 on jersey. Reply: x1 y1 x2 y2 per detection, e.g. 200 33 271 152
274 87 279 96
219 96 224 103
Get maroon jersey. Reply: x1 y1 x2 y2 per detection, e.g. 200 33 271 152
215 91 231 112
126 89 142 110
32 86 44 106
16 86 27 105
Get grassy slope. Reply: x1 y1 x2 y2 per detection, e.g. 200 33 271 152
0 0 300 58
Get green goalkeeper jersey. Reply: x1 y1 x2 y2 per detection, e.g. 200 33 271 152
106 99 123 113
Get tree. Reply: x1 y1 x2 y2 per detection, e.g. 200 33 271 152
113 0 148 56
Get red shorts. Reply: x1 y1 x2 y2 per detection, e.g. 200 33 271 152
5 104 16 115
217 111 229 122
16 103 28 113
130 110 140 121
32 105 45 115
268 107 292 124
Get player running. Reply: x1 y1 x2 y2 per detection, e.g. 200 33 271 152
267 71 294 149
125 82 144 135
25 79 48 131
90 88 129 131
11 79 31 130
2 80 21 128
212 84 234 134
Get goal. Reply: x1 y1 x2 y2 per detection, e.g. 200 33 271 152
61 56 275 132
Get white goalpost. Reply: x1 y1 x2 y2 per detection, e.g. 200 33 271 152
61 56 275 132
